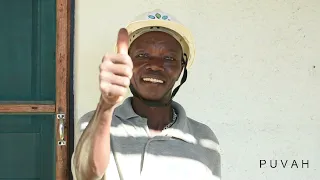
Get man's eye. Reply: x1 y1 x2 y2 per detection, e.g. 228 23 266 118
136 53 148 58
164 56 175 61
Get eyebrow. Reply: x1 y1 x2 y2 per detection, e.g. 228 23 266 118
130 41 182 54
167 49 180 53
131 48 180 55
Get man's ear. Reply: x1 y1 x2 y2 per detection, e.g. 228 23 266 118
181 55 186 69
180 65 184 73
176 57 186 81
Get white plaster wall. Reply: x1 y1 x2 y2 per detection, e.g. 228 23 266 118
74 0 320 179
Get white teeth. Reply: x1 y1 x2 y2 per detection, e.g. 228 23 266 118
143 78 164 83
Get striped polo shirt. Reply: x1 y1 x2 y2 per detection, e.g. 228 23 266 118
72 97 221 180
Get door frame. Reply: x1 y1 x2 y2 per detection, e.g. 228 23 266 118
56 0 74 179
56 0 68 179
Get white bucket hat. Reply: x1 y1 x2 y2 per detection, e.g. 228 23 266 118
115 9 195 70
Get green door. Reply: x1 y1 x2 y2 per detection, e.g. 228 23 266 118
0 0 57 179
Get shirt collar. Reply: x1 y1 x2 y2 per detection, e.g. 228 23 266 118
114 97 140 120
114 97 195 144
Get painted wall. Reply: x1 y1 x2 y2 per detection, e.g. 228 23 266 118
74 0 320 179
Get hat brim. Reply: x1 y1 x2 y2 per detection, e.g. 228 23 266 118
115 19 195 70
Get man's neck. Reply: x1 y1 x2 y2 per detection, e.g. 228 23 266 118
131 96 173 131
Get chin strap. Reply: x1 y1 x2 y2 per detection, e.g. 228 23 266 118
130 54 188 107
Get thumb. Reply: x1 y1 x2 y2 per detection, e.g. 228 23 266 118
116 28 129 55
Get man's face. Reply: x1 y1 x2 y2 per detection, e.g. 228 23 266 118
128 31 183 101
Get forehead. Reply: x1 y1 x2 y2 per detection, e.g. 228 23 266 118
129 31 182 51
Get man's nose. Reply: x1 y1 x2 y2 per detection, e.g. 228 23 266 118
146 57 164 71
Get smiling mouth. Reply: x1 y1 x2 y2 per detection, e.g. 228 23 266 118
142 77 164 84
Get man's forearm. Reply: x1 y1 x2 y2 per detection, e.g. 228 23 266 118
73 98 115 180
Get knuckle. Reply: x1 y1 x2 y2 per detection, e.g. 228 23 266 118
99 71 109 80
123 77 130 87
123 66 131 76
99 82 108 91
99 61 109 71
99 63 104 71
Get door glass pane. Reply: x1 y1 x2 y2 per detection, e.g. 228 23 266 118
0 0 56 103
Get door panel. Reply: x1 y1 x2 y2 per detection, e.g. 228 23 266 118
0 114 55 179
0 0 56 103
0 0 61 179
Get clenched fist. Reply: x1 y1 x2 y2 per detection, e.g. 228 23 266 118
99 28 133 106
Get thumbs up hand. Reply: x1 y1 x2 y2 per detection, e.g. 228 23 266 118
99 28 133 106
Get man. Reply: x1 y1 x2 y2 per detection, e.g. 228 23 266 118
72 9 221 180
